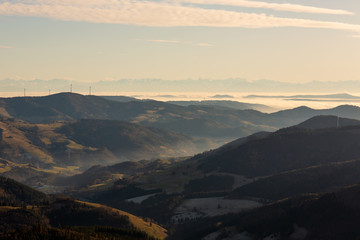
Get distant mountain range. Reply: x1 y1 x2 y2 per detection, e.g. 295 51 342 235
245 93 360 99
166 100 276 112
4 93 360 143
264 105 360 127
0 93 277 141
99 96 277 113
3 78 360 93
246 93 360 104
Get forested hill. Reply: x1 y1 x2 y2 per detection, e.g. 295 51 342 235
0 176 167 240
196 120 360 177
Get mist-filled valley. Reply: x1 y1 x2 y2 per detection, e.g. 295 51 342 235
2 92 360 239
4 0 360 238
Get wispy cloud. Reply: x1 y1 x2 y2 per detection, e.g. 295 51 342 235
0 45 14 49
181 0 354 15
0 1 359 32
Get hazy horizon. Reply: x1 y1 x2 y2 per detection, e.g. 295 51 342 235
3 78 360 110
2 1 360 84
2 1 360 109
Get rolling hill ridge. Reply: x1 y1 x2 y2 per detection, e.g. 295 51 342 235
196 119 360 177
0 118 209 185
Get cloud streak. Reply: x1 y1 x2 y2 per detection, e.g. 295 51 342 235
0 1 359 32
182 0 354 15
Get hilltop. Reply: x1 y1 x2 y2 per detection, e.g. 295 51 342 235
0 175 167 240
296 115 360 129
196 121 360 177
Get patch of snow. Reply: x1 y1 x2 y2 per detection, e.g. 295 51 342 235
172 197 262 224
126 193 157 204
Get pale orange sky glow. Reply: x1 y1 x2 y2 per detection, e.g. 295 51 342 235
1 0 360 84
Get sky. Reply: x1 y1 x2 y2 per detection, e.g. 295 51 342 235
1 0 360 83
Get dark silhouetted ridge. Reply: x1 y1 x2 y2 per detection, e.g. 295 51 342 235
197 124 360 177
297 115 360 129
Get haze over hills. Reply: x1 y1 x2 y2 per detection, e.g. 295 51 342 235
4 93 360 143
3 78 360 94
59 119 204 161
71 115 360 191
66 115 360 189
4 93 360 189
5 0 360 237
3 112 360 239
245 93 360 99
3 91 360 239
2 93 360 178
262 105 360 128
0 117 210 185
167 100 276 112
33 115 360 240
0 92 277 142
